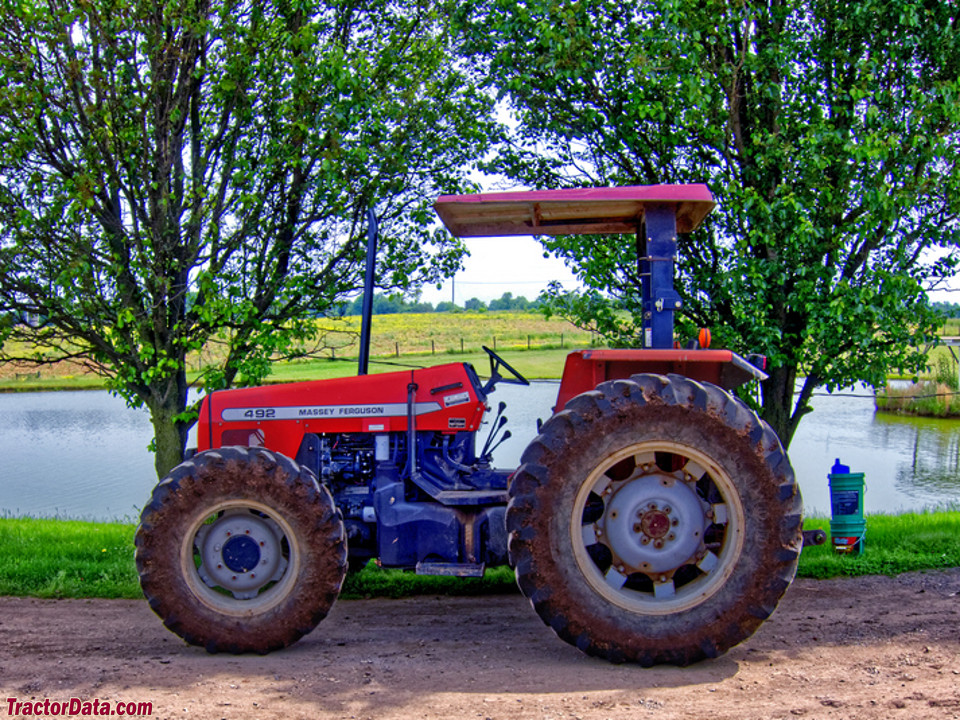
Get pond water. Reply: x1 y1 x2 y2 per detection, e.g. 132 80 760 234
1 381 958 521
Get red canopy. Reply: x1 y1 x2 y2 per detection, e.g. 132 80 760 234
434 184 715 237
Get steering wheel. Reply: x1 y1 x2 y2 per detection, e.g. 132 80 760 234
481 345 530 394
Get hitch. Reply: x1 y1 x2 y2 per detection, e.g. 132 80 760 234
802 529 827 547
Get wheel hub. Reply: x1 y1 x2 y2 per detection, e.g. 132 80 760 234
599 473 707 574
195 511 288 599
640 508 671 539
222 535 261 573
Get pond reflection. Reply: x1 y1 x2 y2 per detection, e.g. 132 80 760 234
1 382 959 521
873 413 960 505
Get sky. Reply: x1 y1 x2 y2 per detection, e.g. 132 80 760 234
415 173 958 307
419 235 583 305
418 232 959 307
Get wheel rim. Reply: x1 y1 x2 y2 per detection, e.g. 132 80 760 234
180 499 300 616
570 440 745 614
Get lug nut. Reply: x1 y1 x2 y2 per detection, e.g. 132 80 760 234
654 539 664 549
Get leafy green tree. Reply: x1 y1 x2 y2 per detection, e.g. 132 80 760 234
457 0 960 446
488 291 533 311
932 301 960 319
0 0 493 477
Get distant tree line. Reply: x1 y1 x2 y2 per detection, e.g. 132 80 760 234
932 301 960 318
337 292 541 315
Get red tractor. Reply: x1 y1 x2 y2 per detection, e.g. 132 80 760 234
135 185 803 666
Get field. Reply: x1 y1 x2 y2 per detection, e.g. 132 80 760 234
4 311 960 393
0 311 595 391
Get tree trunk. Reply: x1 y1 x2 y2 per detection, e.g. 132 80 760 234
760 365 819 451
146 369 190 480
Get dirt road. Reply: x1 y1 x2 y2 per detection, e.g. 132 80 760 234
2 569 959 720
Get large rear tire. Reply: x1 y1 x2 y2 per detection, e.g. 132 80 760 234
507 374 802 666
135 446 347 653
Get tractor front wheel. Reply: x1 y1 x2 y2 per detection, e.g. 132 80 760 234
507 374 802 665
135 446 347 653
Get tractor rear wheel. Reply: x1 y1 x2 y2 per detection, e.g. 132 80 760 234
135 446 347 653
507 374 802 666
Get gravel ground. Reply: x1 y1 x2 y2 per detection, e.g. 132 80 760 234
2 568 959 720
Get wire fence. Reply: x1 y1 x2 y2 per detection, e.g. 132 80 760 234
325 332 600 360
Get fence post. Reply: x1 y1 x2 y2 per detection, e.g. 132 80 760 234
527 335 531 349
461 338 464 353
395 342 400 357
431 339 435 355
561 333 564 348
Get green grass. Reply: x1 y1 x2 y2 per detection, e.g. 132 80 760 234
796 510 960 579
875 380 960 417
270 347 576 383
0 518 140 598
0 347 579 391
0 312 593 392
876 354 960 417
2 512 959 600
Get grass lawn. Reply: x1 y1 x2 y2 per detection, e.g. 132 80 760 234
1 511 958 600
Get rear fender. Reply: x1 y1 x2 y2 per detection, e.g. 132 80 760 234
555 349 766 411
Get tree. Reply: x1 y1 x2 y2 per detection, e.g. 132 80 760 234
456 0 960 446
932 301 960 319
488 291 533 311
0 0 493 477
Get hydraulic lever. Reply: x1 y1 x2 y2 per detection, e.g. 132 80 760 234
480 401 507 459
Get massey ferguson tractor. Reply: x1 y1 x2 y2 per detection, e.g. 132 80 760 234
135 185 804 666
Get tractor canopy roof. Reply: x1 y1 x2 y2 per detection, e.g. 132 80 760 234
434 184 714 238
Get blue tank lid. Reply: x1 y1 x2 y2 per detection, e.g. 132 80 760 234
831 458 850 475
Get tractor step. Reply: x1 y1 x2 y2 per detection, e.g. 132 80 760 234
415 561 485 577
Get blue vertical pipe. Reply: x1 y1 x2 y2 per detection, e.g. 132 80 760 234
639 205 681 349
357 208 378 376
